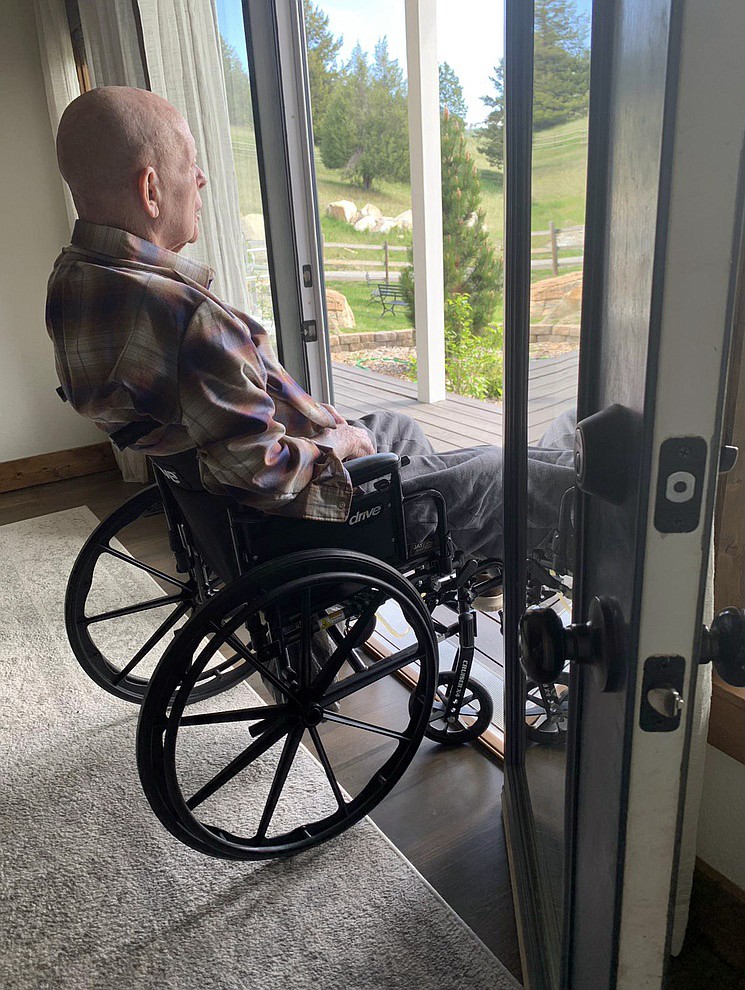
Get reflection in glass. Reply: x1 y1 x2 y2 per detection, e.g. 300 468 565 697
522 0 590 931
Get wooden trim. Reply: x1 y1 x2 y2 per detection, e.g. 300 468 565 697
712 213 745 761
708 674 745 765
695 856 745 904
0 443 116 494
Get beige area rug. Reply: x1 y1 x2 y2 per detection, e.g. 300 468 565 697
0 507 520 990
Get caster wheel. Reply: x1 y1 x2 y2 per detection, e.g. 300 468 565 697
525 673 569 745
410 671 494 745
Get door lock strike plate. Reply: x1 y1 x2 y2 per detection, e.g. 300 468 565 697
301 320 318 342
302 265 313 288
654 437 707 532
640 655 685 731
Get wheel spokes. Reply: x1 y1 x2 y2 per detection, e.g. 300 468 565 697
254 724 305 841
84 592 187 626
311 597 384 696
308 725 348 816
99 545 190 591
321 711 412 742
214 627 299 704
322 642 423 707
112 601 192 684
186 718 289 811
180 704 289 727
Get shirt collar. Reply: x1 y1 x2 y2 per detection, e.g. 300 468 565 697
70 221 214 288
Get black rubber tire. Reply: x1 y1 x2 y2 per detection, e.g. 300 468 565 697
411 670 494 745
65 485 246 705
137 549 438 860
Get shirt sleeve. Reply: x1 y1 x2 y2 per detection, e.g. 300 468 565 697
177 298 352 522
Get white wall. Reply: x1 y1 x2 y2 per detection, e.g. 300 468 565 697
0 0 100 461
696 744 745 893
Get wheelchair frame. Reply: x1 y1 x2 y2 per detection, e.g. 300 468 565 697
65 446 500 859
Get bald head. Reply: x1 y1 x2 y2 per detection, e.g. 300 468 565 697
57 87 207 252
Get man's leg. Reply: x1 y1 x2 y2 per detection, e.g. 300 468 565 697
348 407 575 562
348 410 436 459
362 408 575 561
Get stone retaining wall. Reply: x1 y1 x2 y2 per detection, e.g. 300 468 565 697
529 271 582 345
329 329 415 353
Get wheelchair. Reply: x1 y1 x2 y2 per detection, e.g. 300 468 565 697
65 432 500 860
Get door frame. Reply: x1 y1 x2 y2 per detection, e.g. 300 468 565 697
241 0 331 399
502 0 745 987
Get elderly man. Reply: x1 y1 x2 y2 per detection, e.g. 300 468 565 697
47 86 574 564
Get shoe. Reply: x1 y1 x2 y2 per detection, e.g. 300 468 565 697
472 565 503 613
472 589 503 613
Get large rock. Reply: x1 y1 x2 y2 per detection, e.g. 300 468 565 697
530 271 583 326
325 288 356 332
353 215 377 233
373 218 396 235
393 209 413 230
327 200 357 223
241 213 266 242
360 203 383 220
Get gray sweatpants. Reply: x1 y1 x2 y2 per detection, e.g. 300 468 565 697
350 409 576 562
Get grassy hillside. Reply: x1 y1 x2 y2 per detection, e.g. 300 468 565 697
230 116 588 251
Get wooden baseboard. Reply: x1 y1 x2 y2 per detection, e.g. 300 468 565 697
0 442 116 494
695 856 745 903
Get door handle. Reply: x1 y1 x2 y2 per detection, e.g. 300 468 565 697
700 607 745 686
519 596 623 692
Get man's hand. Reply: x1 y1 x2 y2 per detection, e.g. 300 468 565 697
315 423 376 461
320 402 348 426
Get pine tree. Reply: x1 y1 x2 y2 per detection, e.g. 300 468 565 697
303 0 343 136
477 61 504 170
319 39 409 191
400 109 502 334
533 0 589 129
439 62 468 120
220 37 253 128
478 0 589 169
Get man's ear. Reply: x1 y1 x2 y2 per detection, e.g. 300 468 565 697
137 166 160 219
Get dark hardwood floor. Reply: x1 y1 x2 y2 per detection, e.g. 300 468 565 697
4 467 744 990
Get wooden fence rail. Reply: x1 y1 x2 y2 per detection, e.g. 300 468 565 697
322 223 585 280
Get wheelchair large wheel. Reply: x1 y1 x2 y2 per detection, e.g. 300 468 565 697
65 486 249 704
137 550 438 860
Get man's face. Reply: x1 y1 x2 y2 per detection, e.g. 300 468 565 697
159 121 208 253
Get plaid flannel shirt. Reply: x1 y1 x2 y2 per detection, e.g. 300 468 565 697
46 221 353 521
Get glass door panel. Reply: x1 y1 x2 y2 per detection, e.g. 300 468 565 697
214 0 278 346
523 0 590 933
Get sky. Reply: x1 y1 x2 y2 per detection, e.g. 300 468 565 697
216 0 593 128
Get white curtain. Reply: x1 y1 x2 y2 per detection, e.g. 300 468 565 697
32 0 80 230
76 1 148 89
136 0 249 311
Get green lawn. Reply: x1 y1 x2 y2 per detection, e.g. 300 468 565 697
230 118 587 332
326 280 412 334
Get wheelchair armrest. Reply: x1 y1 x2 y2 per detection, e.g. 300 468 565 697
345 451 400 486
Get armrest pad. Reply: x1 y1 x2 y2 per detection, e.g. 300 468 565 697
345 451 400 485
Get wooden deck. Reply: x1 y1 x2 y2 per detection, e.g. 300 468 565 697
332 349 579 450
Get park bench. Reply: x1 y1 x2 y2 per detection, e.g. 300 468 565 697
378 283 406 316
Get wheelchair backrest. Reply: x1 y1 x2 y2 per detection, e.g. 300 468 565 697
149 449 243 583
150 448 409 582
